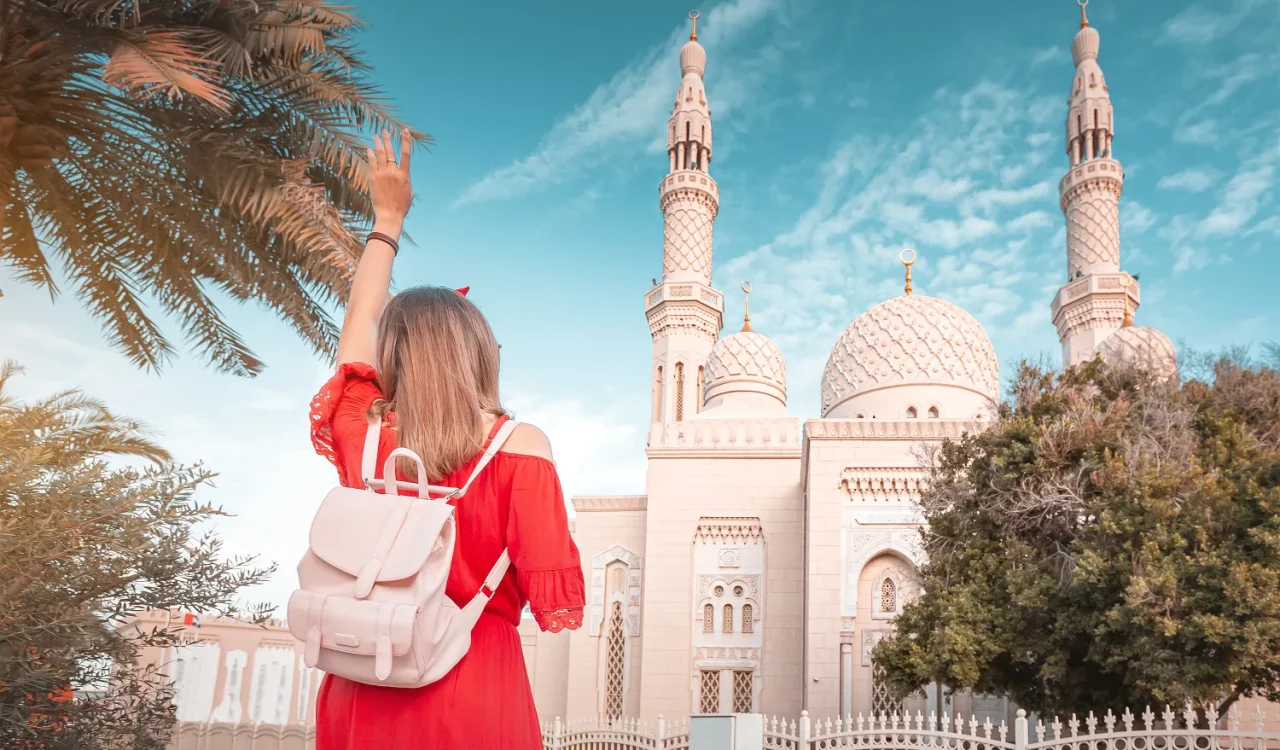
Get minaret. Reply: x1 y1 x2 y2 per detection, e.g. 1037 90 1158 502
1051 0 1140 366
646 9 724 438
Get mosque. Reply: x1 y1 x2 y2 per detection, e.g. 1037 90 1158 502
516 2 1177 727
146 4 1178 730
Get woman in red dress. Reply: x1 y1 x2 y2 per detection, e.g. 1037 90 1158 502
307 130 584 749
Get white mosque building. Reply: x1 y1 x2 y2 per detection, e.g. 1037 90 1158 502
517 4 1177 727
147 5 1180 732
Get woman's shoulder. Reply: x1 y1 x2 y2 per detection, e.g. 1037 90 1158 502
498 421 554 462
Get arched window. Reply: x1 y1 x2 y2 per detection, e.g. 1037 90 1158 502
906 407 918 419
722 604 734 634
653 366 663 422
703 603 714 634
742 604 753 634
674 363 685 421
928 406 939 419
880 578 897 613
604 602 625 721
696 366 705 413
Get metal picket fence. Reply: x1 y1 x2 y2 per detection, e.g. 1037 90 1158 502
173 704 1280 750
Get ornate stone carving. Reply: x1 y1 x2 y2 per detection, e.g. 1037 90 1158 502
1096 326 1177 380
694 518 763 545
694 646 761 663
804 418 982 441
1065 189 1121 274
572 496 648 512
662 201 715 282
704 331 787 403
719 549 741 569
820 295 999 417
839 467 928 503
648 417 800 454
861 629 889 666
588 546 643 637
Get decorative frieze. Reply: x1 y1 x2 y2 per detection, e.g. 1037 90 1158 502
840 467 928 504
805 419 982 441
572 496 648 513
648 417 800 454
695 518 763 546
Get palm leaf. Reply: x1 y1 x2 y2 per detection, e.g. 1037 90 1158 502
103 29 231 111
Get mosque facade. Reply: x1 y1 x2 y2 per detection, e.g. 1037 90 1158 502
146 6 1180 730
517 5 1176 726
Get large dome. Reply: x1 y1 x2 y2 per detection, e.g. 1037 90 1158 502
1096 326 1177 381
821 295 999 419
700 330 787 415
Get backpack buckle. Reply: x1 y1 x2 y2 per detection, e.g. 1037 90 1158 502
480 583 496 599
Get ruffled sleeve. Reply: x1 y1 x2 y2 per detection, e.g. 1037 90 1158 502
506 457 585 632
308 362 384 487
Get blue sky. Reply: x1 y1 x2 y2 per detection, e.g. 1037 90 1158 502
2 0 1278 609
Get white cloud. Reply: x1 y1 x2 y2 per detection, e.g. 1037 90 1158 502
1157 167 1219 192
1197 166 1275 236
1173 119 1219 145
1122 201 1158 235
452 0 780 207
1031 46 1065 69
715 79 1070 409
1161 0 1267 45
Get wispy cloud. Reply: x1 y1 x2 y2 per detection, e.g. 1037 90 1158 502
717 79 1068 409
452 0 780 207
1197 166 1275 236
1030 46 1065 69
1160 0 1269 45
1157 167 1219 192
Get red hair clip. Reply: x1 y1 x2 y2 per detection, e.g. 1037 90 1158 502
455 286 470 297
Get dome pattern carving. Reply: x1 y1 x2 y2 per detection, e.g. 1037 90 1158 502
705 331 787 395
1096 326 1177 381
821 296 999 416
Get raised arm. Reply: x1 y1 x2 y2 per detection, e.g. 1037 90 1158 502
335 129 415 367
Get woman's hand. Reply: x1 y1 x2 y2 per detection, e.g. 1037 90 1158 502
368 128 414 236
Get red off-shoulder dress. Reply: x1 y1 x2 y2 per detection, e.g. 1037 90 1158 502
308 363 585 749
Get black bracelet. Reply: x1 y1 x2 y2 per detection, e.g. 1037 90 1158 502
367 231 399 255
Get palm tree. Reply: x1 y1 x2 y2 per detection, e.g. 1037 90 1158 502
0 0 426 376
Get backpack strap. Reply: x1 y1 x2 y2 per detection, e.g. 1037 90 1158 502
445 418 520 500
360 416 382 490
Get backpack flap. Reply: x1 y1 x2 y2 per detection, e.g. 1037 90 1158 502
287 589 417 679
307 485 455 587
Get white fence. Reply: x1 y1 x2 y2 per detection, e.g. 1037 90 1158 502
539 705 1280 750
172 705 1280 750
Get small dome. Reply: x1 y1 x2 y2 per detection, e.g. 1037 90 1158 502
822 295 999 419
1096 326 1178 381
1072 26 1100 65
680 39 706 78
701 330 787 415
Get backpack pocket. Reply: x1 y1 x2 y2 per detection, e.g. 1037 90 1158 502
288 590 418 681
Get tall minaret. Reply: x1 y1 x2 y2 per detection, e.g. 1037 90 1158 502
645 10 724 438
1051 0 1140 366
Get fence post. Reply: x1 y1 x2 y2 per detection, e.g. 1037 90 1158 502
1016 709 1028 750
657 714 666 746
552 716 563 750
799 710 811 750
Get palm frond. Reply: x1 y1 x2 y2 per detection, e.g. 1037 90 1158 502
103 29 231 111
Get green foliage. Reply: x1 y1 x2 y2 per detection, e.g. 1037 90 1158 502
874 351 1280 718
0 0 427 375
0 362 274 749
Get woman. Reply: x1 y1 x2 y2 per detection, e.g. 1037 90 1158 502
307 129 584 748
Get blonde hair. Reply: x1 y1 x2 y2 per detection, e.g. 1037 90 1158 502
371 286 505 480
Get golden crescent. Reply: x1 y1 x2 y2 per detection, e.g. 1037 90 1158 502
899 248 917 265
689 9 700 20
741 281 752 294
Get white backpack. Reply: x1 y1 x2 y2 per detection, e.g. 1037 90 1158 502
289 417 519 688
